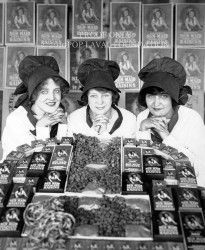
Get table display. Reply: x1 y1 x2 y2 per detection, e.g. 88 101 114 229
0 134 204 250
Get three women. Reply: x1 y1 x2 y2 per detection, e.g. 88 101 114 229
2 56 205 188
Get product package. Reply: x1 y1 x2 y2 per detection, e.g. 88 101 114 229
48 145 73 171
152 180 175 211
27 152 52 177
0 207 24 237
143 155 164 180
153 210 182 241
38 170 67 193
179 211 205 249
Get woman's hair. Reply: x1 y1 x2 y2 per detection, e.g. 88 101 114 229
29 76 69 106
138 86 178 108
80 87 119 106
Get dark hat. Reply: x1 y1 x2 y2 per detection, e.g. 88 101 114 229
138 57 191 106
77 58 121 97
14 56 69 107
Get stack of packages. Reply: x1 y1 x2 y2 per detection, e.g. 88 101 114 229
121 137 205 250
0 137 73 248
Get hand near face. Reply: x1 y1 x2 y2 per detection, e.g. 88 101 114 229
140 117 170 140
92 114 109 134
36 108 67 127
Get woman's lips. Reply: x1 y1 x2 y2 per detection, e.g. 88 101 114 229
96 107 105 110
46 102 56 106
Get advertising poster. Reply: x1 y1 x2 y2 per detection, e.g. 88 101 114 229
61 91 82 115
142 47 172 67
72 0 103 39
0 90 2 139
125 92 145 117
2 89 17 137
37 4 67 47
176 47 205 91
69 40 107 91
0 47 5 89
142 4 173 47
5 2 35 45
110 2 141 46
6 46 35 88
37 47 67 78
176 4 205 46
109 47 140 90
185 90 204 120
0 3 4 45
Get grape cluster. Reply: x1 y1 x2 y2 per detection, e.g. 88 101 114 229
70 195 152 237
67 134 121 193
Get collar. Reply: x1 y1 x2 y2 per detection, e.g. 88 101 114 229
86 104 123 135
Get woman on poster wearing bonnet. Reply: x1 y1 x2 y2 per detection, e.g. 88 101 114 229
136 57 205 187
1 56 69 160
67 58 137 138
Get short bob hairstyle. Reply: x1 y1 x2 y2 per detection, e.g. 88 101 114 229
138 86 178 108
29 76 69 106
79 87 120 106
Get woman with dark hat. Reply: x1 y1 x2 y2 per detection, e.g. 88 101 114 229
67 58 137 138
136 57 205 187
1 56 69 160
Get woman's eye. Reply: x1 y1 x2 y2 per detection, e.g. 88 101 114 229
146 94 154 99
41 90 48 94
54 89 61 94
161 94 168 99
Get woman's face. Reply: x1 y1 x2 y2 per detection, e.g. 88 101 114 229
33 78 61 115
189 55 194 62
145 92 173 118
18 8 24 16
122 54 128 61
155 11 161 18
189 10 194 18
50 11 55 19
86 2 91 9
124 9 129 17
88 89 112 116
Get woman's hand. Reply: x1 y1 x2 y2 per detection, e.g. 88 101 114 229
140 117 170 140
92 115 109 134
36 108 67 127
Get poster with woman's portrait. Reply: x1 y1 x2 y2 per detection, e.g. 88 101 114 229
142 47 172 67
176 48 205 90
176 4 205 46
72 0 103 39
110 2 141 46
5 2 35 45
0 4 4 45
69 40 107 91
109 47 140 90
37 4 67 47
6 46 35 88
37 47 67 78
0 47 5 89
125 92 145 117
142 4 173 47
0 90 2 140
2 89 16 131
